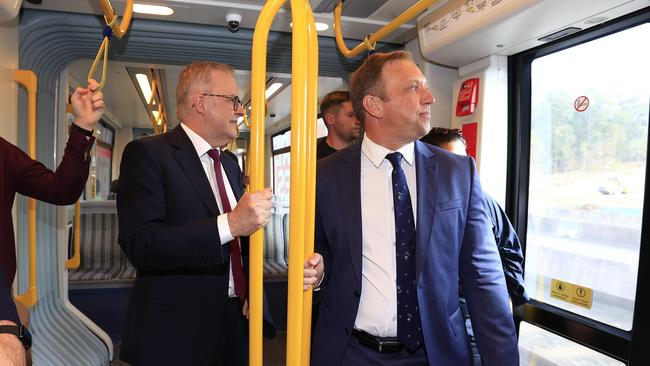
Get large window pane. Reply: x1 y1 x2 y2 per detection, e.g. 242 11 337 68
525 24 649 330
518 322 624 366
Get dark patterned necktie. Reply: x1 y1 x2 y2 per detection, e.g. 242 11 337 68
207 149 247 301
386 152 422 352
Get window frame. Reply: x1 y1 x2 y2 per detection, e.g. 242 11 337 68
271 127 291 198
507 7 650 364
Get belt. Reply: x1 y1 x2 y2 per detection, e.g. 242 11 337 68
351 329 405 353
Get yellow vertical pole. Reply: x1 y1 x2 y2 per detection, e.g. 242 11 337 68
250 0 318 364
249 0 287 365
285 0 317 364
65 201 81 269
301 4 318 365
13 70 38 308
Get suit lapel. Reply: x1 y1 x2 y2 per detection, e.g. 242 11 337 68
168 126 220 215
339 144 363 286
415 141 438 282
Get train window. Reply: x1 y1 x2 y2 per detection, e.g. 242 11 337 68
317 117 328 138
518 322 625 365
523 23 649 331
271 129 291 208
270 120 328 209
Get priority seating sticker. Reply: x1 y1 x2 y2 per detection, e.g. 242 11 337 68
550 279 593 309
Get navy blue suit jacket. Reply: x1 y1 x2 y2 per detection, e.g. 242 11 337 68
117 126 274 365
483 193 528 306
311 140 518 366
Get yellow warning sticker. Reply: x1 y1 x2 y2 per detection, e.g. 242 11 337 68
550 279 593 310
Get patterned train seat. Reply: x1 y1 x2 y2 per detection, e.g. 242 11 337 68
68 201 135 282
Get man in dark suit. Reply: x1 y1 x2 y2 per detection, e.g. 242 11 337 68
117 61 274 365
0 80 104 288
304 51 518 365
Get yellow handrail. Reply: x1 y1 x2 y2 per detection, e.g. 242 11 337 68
65 201 81 269
98 0 134 38
88 0 134 89
286 0 308 363
13 70 38 309
250 0 287 364
250 0 318 364
300 5 318 365
333 0 438 57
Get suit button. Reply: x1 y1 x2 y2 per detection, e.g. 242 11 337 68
345 328 350 335
353 290 360 298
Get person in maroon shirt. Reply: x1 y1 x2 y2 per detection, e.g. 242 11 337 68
0 79 104 287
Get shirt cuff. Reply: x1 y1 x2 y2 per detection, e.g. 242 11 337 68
314 271 325 290
217 213 235 245
71 123 94 137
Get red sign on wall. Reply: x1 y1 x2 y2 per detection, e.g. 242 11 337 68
462 122 478 159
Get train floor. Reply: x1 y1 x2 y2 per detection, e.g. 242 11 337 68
72 279 290 365
108 332 287 365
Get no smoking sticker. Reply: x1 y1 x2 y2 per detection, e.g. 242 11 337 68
574 96 590 112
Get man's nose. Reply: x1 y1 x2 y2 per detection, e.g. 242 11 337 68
422 88 435 105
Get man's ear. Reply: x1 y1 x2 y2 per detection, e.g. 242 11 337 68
194 95 206 116
362 95 382 119
323 112 335 126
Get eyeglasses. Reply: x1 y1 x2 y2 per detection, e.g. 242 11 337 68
201 93 243 111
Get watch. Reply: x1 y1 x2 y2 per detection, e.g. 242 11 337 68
0 324 32 350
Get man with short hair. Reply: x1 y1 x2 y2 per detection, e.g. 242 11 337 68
304 51 518 365
317 91 361 159
118 61 275 365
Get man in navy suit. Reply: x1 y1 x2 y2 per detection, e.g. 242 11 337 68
118 61 274 365
304 51 518 365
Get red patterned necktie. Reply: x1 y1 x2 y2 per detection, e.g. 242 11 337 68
207 149 247 301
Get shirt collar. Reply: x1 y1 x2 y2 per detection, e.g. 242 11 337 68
361 133 415 169
180 122 218 158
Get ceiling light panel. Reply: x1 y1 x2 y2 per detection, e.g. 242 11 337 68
133 3 174 16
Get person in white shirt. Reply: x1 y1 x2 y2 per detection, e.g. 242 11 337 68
303 50 518 366
117 61 275 366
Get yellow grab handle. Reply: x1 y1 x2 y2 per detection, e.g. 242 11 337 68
88 36 110 90
98 0 134 39
65 201 81 269
89 0 134 89
334 0 439 57
301 5 319 365
250 0 288 364
13 70 38 309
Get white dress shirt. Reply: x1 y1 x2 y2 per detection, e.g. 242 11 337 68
354 134 417 337
181 123 239 297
